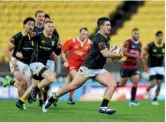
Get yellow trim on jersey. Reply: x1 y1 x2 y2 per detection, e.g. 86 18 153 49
154 41 164 48
21 31 26 36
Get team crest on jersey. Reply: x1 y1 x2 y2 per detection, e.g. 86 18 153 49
162 49 165 53
74 45 79 49
153 49 157 52
51 41 55 46
41 40 45 44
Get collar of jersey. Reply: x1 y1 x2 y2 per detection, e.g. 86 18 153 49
131 38 139 44
98 31 109 40
154 41 164 47
77 37 86 46
43 31 52 38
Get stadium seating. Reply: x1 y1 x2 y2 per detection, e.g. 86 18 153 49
0 1 121 62
111 1 164 48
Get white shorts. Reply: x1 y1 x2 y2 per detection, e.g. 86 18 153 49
46 60 55 72
78 66 107 78
30 62 46 76
149 67 165 76
9 60 31 76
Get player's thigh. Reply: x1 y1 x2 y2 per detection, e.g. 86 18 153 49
32 78 40 87
130 74 140 84
156 74 164 86
95 72 117 87
70 72 89 88
14 71 24 82
119 68 129 86
69 69 77 79
119 77 128 87
42 69 55 82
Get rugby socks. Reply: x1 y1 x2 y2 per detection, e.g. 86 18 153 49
101 99 109 107
153 97 157 101
48 93 58 103
146 87 150 92
101 96 110 107
69 90 74 100
53 93 58 99
116 82 120 87
37 84 41 90
39 99 44 106
131 86 137 101
19 96 25 103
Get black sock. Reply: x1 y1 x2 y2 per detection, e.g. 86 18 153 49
147 88 150 92
100 99 109 107
117 82 120 87
44 91 48 102
39 100 44 106
19 99 24 104
153 97 157 101
131 86 137 101
10 80 15 85
49 96 56 103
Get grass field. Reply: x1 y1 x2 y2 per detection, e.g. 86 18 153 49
0 100 164 122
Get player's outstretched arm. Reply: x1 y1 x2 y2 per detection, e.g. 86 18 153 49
142 45 149 72
100 48 123 58
6 38 15 59
123 47 139 58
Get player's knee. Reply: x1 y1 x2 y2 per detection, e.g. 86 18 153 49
47 73 55 83
43 71 55 83
70 84 80 90
107 81 117 88
152 81 157 86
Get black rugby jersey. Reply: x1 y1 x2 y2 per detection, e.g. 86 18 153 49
10 32 25 59
17 34 35 64
146 41 165 67
34 25 59 39
31 32 61 65
81 32 110 69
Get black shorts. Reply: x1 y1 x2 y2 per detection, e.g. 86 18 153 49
120 68 140 78
32 75 43 81
149 74 164 81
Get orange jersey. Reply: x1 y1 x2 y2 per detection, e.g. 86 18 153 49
62 37 91 70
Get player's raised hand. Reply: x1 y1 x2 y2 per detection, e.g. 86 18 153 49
16 52 23 59
29 32 36 37
63 61 69 68
57 42 62 49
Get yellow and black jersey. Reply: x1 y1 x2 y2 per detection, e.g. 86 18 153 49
31 32 61 65
146 41 165 67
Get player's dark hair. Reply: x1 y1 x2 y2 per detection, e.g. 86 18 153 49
44 20 53 24
23 17 35 25
97 17 110 29
45 14 50 19
132 28 139 32
35 10 44 17
80 27 88 32
155 31 163 36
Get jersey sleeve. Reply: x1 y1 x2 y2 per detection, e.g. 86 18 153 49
144 43 151 53
53 41 62 56
123 40 130 51
53 28 59 39
30 35 40 63
10 32 21 45
94 36 107 51
62 39 73 53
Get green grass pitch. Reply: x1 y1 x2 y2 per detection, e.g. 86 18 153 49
0 100 164 122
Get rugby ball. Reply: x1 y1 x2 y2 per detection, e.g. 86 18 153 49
110 45 121 61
